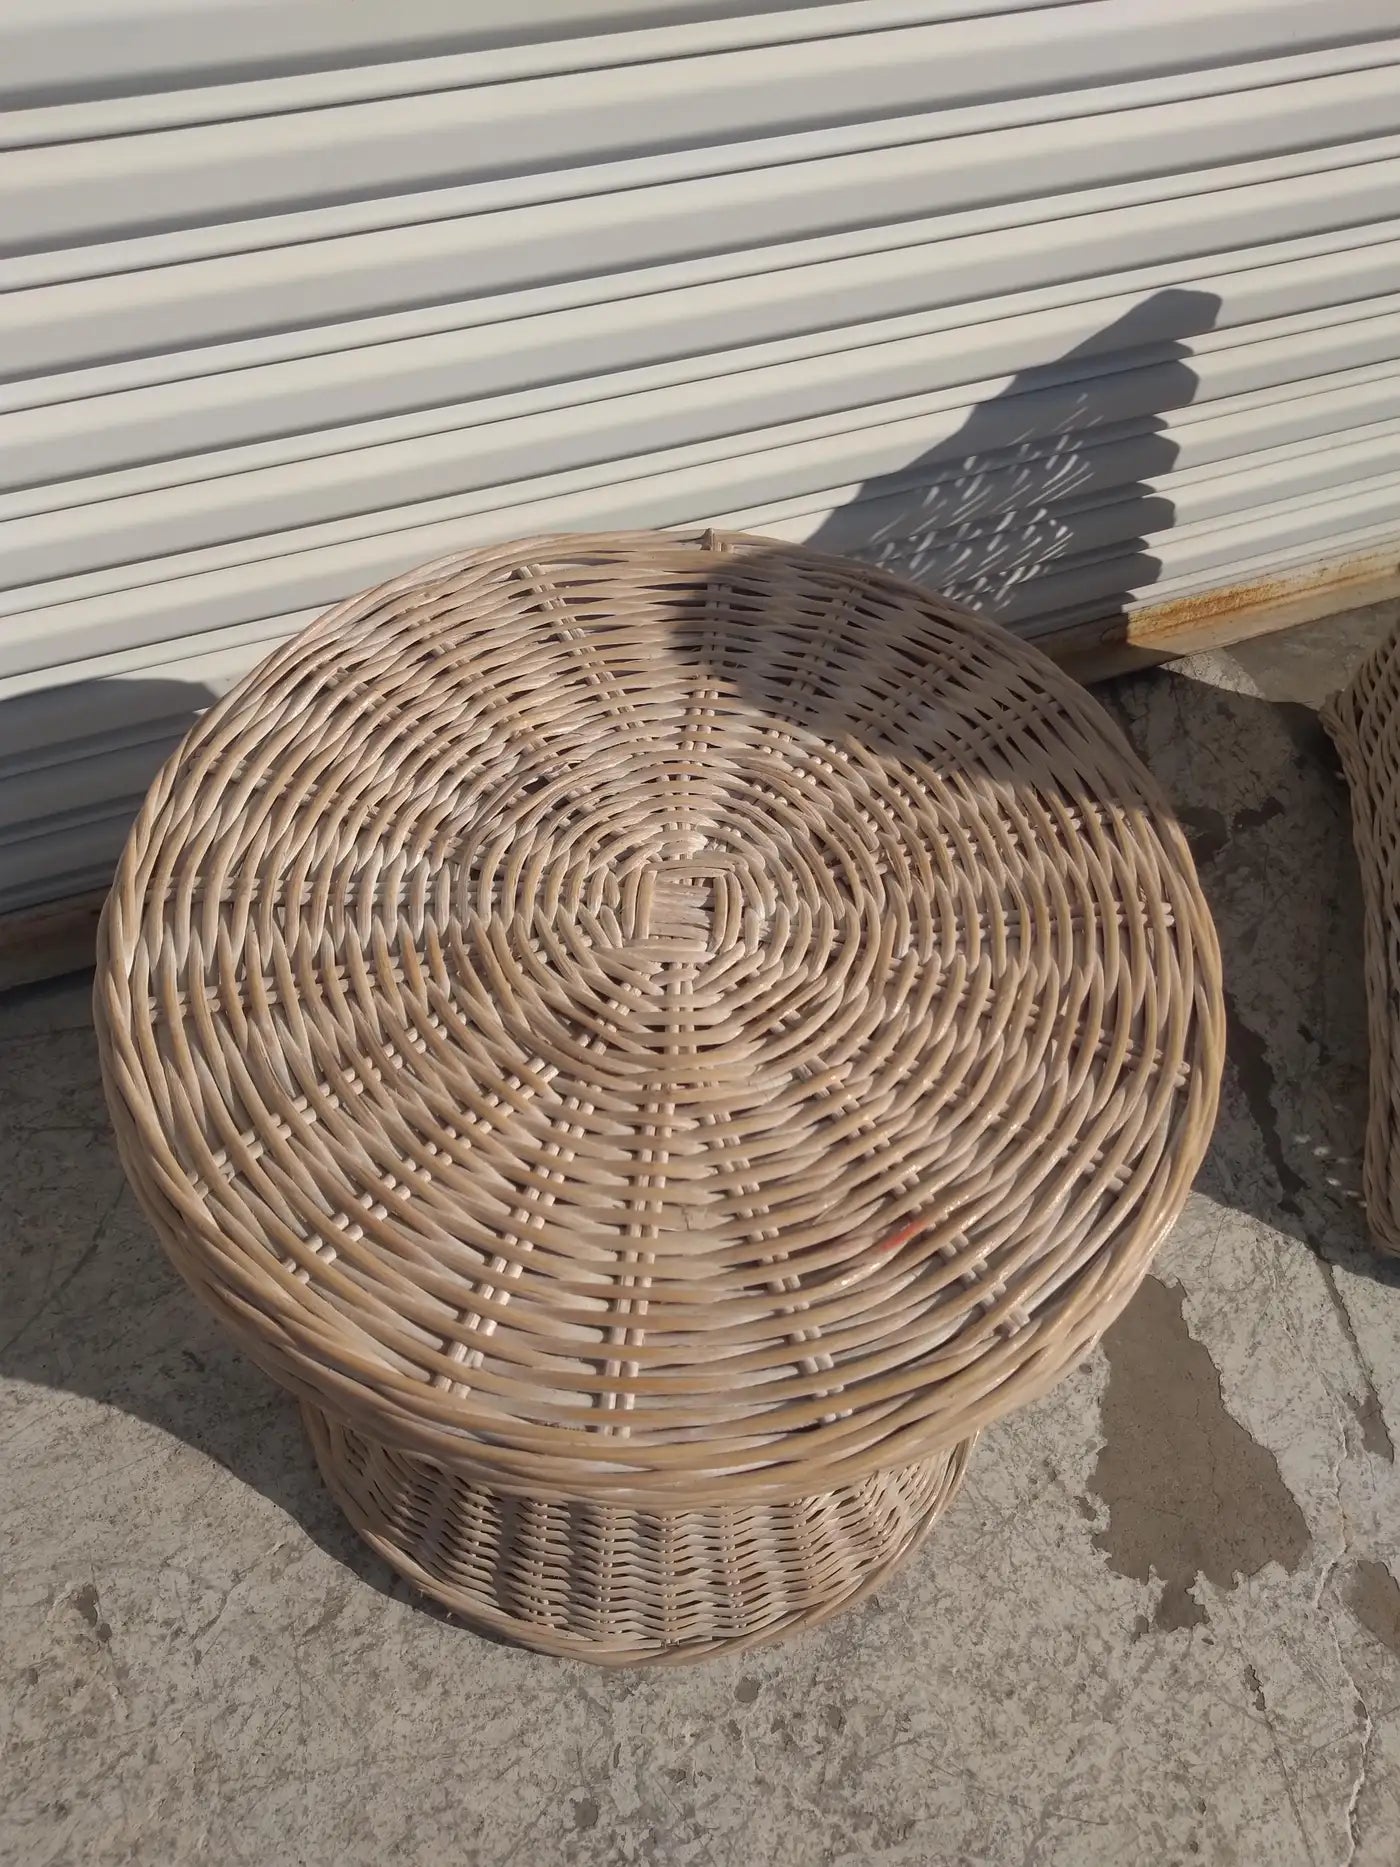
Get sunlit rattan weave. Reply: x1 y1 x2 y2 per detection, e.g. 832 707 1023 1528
95 530 1223 1663
1325 627 1400 1256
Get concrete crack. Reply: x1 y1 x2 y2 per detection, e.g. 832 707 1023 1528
1317 1257 1396 1465
1312 1391 1372 1866
1321 1580 1373 1867
1342 1689 1374 1866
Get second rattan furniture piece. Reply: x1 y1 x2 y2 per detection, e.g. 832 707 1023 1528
95 531 1224 1664
1326 628 1400 1256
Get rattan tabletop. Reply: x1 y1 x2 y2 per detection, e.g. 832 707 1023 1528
96 530 1223 1658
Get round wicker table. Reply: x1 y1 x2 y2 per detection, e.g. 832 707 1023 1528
95 530 1223 1664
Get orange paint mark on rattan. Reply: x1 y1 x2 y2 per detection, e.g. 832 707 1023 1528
874 1216 928 1254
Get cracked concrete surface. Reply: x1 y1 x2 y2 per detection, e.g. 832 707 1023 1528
5 606 1400 1866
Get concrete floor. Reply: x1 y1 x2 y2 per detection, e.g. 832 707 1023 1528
6 606 1400 1867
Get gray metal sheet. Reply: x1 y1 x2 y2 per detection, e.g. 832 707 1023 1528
3 0 1399 912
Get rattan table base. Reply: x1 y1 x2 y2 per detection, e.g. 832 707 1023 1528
305 1404 972 1663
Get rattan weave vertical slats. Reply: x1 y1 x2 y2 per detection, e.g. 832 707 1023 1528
1324 628 1400 1257
95 530 1223 1661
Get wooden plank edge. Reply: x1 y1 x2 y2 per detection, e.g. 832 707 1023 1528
0 889 106 993
1043 550 1400 685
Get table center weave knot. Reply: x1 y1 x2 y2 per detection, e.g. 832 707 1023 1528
623 859 743 954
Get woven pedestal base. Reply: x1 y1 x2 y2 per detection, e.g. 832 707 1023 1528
304 1404 971 1664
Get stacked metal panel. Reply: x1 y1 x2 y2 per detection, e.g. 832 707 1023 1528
4 0 1399 909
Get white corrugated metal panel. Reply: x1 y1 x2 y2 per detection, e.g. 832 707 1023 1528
4 0 1400 914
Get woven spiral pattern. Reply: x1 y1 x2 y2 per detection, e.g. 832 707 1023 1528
1324 627 1400 1256
96 530 1223 1660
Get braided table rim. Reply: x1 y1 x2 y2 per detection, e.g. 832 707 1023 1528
95 529 1223 1656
